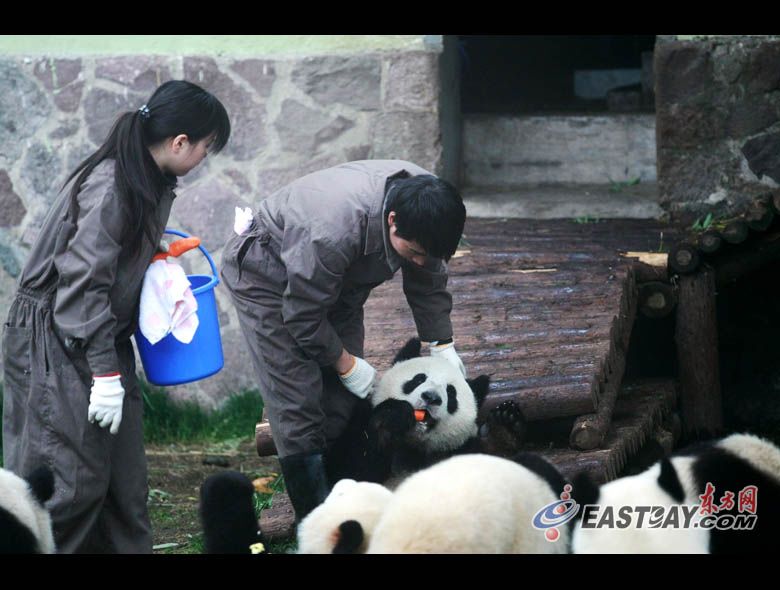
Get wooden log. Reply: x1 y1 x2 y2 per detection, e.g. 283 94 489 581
675 268 723 439
668 241 700 274
255 420 277 457
745 201 775 232
697 230 723 254
569 277 638 450
638 281 678 318
721 220 749 244
258 493 296 543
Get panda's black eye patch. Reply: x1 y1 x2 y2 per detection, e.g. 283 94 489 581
446 385 458 414
402 373 427 395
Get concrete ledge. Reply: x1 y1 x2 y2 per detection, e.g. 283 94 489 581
463 182 663 219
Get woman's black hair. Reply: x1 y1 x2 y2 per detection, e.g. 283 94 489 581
386 175 466 261
63 80 231 254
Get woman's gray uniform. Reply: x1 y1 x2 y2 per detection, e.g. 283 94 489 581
221 160 454 459
2 159 175 553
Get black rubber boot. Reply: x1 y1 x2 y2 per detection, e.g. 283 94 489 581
278 451 330 522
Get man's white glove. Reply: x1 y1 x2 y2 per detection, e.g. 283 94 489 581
430 340 467 378
338 356 376 399
88 374 125 435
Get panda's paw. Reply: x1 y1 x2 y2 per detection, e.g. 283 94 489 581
482 400 527 456
369 399 416 450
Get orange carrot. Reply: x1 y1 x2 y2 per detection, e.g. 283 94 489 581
414 410 426 422
152 237 201 262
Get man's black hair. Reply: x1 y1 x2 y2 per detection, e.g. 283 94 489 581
386 175 466 261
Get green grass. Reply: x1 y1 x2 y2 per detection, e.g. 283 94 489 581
141 380 264 444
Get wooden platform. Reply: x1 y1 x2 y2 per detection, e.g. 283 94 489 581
363 218 678 449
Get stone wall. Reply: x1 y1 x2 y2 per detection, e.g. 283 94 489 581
0 48 444 407
655 35 780 217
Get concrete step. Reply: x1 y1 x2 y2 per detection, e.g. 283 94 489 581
463 113 656 187
462 182 664 219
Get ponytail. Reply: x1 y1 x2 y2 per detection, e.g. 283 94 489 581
62 80 231 255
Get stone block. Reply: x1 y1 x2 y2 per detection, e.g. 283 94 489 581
744 40 780 93
83 88 139 145
172 177 248 251
22 142 63 200
725 96 779 139
654 41 715 105
0 60 51 163
96 56 174 93
230 59 276 97
274 100 355 156
0 171 26 227
33 58 82 90
184 57 267 161
383 52 439 112
371 112 441 172
742 132 780 184
291 55 381 110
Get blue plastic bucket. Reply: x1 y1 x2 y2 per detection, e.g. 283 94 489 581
135 228 224 386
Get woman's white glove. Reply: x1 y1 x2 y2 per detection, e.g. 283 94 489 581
88 374 125 435
338 356 377 399
430 340 467 378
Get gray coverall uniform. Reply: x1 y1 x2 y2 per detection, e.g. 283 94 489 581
2 159 175 553
221 160 454 458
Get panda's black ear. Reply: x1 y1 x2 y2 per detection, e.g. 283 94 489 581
657 457 685 502
333 520 365 554
467 375 490 407
26 465 54 505
393 338 422 364
571 471 600 517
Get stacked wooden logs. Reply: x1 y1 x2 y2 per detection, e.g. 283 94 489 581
630 191 780 441
634 190 780 322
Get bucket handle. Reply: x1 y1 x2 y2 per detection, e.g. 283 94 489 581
162 228 219 295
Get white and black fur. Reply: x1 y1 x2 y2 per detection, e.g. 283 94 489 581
572 433 780 554
297 479 394 554
326 337 526 487
365 453 571 553
0 465 55 554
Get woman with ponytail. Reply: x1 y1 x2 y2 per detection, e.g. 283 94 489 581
2 80 231 553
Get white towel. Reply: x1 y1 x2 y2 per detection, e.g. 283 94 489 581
139 260 199 345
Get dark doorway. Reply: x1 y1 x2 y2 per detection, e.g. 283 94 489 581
459 35 657 115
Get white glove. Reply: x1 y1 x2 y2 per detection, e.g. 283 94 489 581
88 374 125 435
234 206 254 236
338 356 376 399
430 340 467 378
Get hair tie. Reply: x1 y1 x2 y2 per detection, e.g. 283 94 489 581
138 104 151 120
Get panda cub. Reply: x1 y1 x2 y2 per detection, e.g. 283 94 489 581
326 337 526 487
572 433 780 554
0 465 56 554
297 479 394 554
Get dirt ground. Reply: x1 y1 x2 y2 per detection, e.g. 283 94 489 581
146 438 280 554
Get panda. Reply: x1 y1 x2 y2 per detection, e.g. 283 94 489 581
297 478 394 554
199 470 264 554
364 453 572 554
199 338 527 553
325 337 527 488
571 433 780 554
0 465 55 554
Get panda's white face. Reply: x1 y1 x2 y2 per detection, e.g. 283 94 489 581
372 356 479 453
